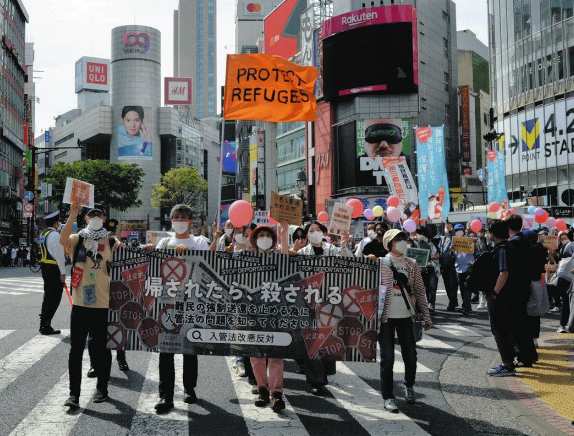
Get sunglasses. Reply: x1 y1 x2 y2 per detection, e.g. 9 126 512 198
364 123 403 145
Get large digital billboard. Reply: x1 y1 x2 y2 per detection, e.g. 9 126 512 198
321 6 418 101
264 0 307 59
117 105 153 160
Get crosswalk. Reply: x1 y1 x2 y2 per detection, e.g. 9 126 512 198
0 276 45 296
0 323 483 436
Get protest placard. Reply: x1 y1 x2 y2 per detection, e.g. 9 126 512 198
406 248 430 267
542 235 559 251
451 236 475 254
328 203 353 236
270 191 303 225
63 178 94 208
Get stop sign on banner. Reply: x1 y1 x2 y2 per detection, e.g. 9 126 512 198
336 316 364 347
106 322 126 350
341 286 362 316
294 272 325 309
301 327 334 358
353 289 378 321
357 330 378 361
120 301 145 330
138 317 161 349
121 264 149 299
161 257 187 283
317 335 345 360
316 302 344 327
109 281 132 311
158 305 180 333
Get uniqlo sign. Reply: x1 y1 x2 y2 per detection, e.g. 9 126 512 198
164 77 192 105
86 62 108 85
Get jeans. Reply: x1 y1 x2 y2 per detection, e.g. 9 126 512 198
486 293 514 365
69 305 111 398
441 265 459 308
378 317 417 400
40 263 63 328
251 357 283 393
456 271 472 312
422 267 438 306
158 352 198 400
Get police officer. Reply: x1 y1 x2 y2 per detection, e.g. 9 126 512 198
39 211 66 335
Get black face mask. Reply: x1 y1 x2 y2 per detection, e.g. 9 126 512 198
364 123 402 145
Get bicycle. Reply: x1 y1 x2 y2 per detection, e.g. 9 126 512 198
29 253 41 273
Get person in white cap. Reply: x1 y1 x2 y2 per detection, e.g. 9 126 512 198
38 211 66 335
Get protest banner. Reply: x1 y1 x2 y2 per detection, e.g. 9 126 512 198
224 54 318 122
270 191 303 225
328 203 353 236
63 178 94 208
381 157 418 210
146 231 174 246
108 249 380 362
486 150 509 208
406 248 430 267
542 235 559 251
451 237 475 254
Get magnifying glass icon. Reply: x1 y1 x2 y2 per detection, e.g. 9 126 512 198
191 330 203 341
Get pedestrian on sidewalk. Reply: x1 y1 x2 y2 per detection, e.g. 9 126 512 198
378 229 432 413
554 231 574 333
10 245 17 267
439 222 459 311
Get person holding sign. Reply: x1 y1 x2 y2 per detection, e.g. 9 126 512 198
452 224 475 316
210 220 235 252
378 230 432 412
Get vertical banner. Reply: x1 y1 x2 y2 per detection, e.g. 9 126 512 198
416 126 450 221
486 150 509 207
460 85 471 162
249 135 258 205
381 157 419 210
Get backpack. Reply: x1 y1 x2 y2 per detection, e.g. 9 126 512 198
464 249 499 293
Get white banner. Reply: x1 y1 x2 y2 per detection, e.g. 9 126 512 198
381 157 419 208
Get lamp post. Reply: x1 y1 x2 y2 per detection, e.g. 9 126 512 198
296 169 307 222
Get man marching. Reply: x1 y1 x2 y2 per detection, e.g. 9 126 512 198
38 211 66 335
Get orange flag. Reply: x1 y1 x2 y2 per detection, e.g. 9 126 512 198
224 54 318 122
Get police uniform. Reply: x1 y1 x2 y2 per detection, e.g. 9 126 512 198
39 211 66 335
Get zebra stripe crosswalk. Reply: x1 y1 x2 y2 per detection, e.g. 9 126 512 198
0 277 45 295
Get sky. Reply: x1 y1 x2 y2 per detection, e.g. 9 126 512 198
25 0 488 137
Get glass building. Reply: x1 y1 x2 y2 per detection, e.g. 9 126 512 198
489 0 574 207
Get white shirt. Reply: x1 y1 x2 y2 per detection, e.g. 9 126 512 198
11 248 17 258
157 235 210 251
46 228 66 275
386 255 412 319
354 237 372 257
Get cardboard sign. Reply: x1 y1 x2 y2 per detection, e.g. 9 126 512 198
451 237 475 254
270 191 303 225
328 202 353 236
63 178 94 208
542 235 559 251
406 247 430 267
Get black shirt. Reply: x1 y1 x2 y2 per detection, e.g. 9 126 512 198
312 246 324 256
362 240 387 258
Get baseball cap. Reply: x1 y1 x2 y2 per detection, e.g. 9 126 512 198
454 224 464 231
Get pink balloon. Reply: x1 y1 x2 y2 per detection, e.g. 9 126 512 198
228 200 253 227
387 196 400 208
387 206 401 222
470 219 483 233
403 219 416 233
546 217 557 228
364 208 374 220
556 219 568 231
534 207 544 217
317 211 329 223
488 202 500 213
346 199 364 219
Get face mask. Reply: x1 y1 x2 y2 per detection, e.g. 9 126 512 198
367 230 376 239
225 229 233 238
455 231 464 237
478 233 484 238
172 222 189 235
256 236 273 251
418 235 427 242
235 234 244 244
394 240 408 254
88 217 103 231
309 231 324 244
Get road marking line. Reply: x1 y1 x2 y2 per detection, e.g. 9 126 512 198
0 330 69 392
8 353 96 436
376 346 435 373
331 363 431 435
0 291 27 296
129 353 190 436
417 337 455 350
225 357 310 436
436 324 482 337
0 330 14 341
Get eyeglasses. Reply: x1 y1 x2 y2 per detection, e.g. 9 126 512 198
364 123 402 145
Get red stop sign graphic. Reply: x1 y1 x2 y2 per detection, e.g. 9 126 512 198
336 316 364 347
138 317 161 349
357 330 378 361
341 286 362 316
120 301 145 330
109 281 132 311
317 335 345 360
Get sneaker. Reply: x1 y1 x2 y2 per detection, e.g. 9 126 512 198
235 361 246 377
476 303 487 310
254 387 270 407
550 307 561 313
404 386 416 404
460 308 475 316
446 305 458 312
487 364 516 377
384 398 399 413
513 360 533 368
183 389 197 404
92 390 109 403
251 386 259 395
271 393 286 412
311 385 327 396
87 367 98 378
39 326 61 335
428 304 435 313
154 397 174 414
63 395 79 409
117 359 129 372
557 326 567 333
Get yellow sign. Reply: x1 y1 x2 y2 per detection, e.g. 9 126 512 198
451 236 475 254
270 191 303 226
450 187 462 206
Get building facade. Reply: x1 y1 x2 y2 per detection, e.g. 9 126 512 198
489 0 574 211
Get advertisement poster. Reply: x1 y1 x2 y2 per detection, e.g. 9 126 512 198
63 178 94 209
486 150 509 208
118 105 153 160
249 137 258 204
270 191 303 225
416 126 450 221
107 249 380 362
221 140 237 174
328 202 353 236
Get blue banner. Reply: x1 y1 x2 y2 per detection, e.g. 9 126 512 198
486 150 508 207
416 126 450 221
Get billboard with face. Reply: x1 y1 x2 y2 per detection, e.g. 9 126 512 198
117 106 153 160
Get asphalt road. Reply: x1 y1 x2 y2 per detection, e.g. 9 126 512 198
0 266 562 436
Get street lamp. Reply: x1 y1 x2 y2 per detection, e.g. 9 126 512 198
296 169 307 220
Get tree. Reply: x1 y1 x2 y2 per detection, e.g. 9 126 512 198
151 167 208 216
45 160 145 212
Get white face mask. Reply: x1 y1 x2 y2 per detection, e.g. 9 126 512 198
172 222 189 235
394 240 408 254
455 230 464 237
367 230 376 239
235 234 244 244
256 236 273 251
309 231 324 244
88 217 103 231
225 229 234 238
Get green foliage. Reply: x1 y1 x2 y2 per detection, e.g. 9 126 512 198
45 160 145 212
151 167 208 216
